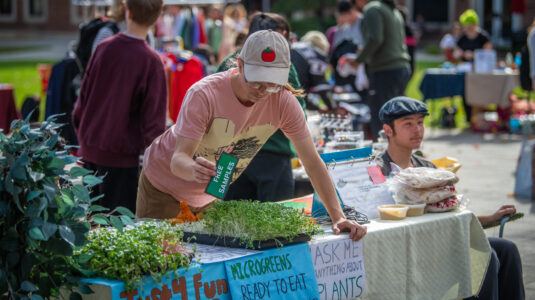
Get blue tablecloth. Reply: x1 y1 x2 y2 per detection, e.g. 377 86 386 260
419 69 465 100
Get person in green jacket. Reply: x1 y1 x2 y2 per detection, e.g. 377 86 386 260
216 12 307 202
348 0 411 140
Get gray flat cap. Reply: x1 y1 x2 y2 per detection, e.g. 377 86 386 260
379 96 429 124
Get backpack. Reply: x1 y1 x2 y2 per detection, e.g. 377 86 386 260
520 45 532 91
75 18 119 73
21 96 40 123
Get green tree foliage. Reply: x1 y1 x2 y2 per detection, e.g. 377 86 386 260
271 0 337 37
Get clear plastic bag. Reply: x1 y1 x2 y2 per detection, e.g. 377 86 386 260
392 184 457 204
394 167 459 188
425 195 464 213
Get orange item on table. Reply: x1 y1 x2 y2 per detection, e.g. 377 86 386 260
169 201 202 224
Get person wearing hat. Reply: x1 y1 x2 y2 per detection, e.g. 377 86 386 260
216 12 306 204
374 96 434 176
454 9 493 125
375 96 525 300
136 30 367 241
454 9 492 62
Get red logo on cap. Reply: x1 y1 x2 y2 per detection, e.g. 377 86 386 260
261 47 276 62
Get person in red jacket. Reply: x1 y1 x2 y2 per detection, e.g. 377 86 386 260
72 0 167 214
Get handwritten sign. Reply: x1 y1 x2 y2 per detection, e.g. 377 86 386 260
205 152 238 199
82 263 231 300
224 243 319 300
474 49 496 73
311 238 366 300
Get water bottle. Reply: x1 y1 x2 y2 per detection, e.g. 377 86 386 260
515 52 522 67
505 52 513 68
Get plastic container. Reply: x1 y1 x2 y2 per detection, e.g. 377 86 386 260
401 203 426 217
378 205 409 220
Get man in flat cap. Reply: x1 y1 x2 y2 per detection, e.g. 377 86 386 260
374 96 434 177
375 96 525 300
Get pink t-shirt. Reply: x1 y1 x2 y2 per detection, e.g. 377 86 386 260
143 69 309 207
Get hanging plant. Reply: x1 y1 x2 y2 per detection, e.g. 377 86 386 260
0 115 135 299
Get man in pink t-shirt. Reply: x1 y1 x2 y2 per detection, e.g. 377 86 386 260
137 30 367 241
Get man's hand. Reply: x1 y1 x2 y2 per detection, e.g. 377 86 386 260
478 205 516 227
191 157 217 183
332 218 367 241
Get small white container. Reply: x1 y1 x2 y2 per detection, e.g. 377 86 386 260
401 203 426 217
378 205 409 220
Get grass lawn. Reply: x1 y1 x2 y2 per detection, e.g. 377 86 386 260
405 61 469 129
1 59 523 128
0 60 55 121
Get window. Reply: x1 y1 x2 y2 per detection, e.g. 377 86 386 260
0 0 16 22
23 0 47 23
413 0 449 23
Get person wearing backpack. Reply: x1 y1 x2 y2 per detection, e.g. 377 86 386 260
91 0 125 54
72 0 167 214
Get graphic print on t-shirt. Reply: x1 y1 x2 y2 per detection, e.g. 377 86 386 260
194 118 275 180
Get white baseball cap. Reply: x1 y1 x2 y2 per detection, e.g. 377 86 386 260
240 30 290 86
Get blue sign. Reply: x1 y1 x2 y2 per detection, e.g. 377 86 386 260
224 243 320 300
82 262 231 300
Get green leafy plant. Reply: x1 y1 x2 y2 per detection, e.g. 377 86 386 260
76 221 192 292
0 115 135 299
179 200 321 249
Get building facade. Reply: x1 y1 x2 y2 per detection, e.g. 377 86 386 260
0 0 109 32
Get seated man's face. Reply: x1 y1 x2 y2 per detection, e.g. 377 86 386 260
387 114 425 150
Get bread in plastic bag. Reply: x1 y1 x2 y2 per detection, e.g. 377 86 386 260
393 184 456 204
394 167 459 188
425 195 462 212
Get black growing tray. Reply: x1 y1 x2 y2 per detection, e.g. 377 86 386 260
182 231 312 250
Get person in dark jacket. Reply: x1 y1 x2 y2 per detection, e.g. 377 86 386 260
72 0 167 214
291 30 337 111
348 0 411 140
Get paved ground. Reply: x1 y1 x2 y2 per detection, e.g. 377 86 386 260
0 31 77 61
422 128 535 299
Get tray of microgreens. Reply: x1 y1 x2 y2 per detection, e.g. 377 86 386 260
176 200 321 250
75 221 193 291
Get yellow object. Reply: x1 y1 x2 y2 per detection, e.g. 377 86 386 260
378 205 409 220
291 158 302 169
430 157 462 173
459 9 479 25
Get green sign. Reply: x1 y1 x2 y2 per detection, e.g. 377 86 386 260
205 153 239 199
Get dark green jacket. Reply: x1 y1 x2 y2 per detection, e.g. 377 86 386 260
216 50 306 157
356 0 410 73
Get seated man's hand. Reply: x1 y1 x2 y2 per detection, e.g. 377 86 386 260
478 205 516 227
332 218 367 241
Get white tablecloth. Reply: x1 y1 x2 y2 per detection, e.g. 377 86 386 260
311 209 491 300
465 72 520 108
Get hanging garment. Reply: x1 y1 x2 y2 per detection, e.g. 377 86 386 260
45 60 67 118
164 52 205 122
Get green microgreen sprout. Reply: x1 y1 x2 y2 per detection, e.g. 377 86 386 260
76 221 193 292
178 200 321 249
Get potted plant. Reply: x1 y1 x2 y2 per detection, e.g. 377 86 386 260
0 115 135 299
